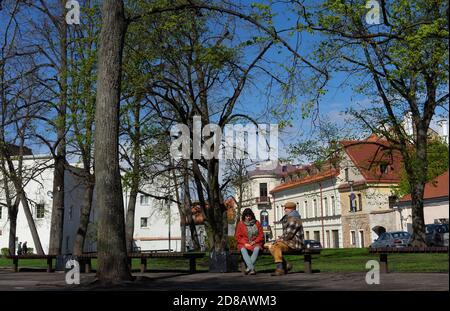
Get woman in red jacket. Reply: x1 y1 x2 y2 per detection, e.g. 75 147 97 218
235 208 264 275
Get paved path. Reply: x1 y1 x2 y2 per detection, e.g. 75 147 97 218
0 269 448 291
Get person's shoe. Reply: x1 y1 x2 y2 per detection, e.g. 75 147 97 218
271 268 286 276
249 269 256 275
282 261 293 274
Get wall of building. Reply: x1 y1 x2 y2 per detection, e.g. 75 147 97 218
1 156 183 254
0 157 87 254
398 198 449 231
340 183 400 247
271 178 343 248
128 181 181 252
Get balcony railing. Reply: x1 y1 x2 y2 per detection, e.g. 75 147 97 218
256 196 271 204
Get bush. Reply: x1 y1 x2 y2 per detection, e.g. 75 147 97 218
1 248 9 257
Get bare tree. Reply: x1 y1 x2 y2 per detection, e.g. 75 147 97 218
94 0 132 283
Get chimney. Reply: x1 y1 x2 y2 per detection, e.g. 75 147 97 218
437 119 449 144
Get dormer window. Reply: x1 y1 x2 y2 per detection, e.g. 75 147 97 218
380 163 388 174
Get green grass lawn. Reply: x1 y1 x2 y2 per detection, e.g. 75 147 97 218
0 248 448 273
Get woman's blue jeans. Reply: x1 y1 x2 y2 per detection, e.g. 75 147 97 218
241 247 260 271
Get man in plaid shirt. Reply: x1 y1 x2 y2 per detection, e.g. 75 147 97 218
268 201 304 276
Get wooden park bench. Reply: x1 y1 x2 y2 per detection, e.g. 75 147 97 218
232 248 321 273
368 246 449 273
7 254 57 273
76 252 206 274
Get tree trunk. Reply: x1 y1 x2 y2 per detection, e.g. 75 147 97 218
19 192 44 255
48 0 68 256
125 102 141 254
48 154 65 255
409 125 428 247
206 159 230 272
183 167 200 251
94 0 131 283
73 182 94 256
2 158 18 255
410 183 427 246
8 198 19 255
125 189 137 253
171 168 186 252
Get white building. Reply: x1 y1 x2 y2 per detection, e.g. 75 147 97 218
270 166 344 248
0 155 87 254
1 153 181 254
125 182 181 252
398 170 449 230
238 161 298 240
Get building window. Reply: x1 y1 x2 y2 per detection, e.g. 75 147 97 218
306 231 310 240
350 230 356 246
140 217 148 228
326 230 330 248
388 196 398 209
314 231 320 242
260 210 269 228
349 194 357 212
345 168 349 181
36 204 45 218
323 197 328 216
380 163 388 174
358 194 363 211
304 201 308 219
0 206 2 219
313 199 318 218
359 230 365 248
332 230 339 248
331 196 336 215
259 183 268 198
140 195 150 206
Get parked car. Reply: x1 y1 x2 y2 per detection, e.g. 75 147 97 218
425 224 449 247
304 240 322 249
370 227 412 248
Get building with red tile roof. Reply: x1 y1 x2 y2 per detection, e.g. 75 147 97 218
398 171 449 227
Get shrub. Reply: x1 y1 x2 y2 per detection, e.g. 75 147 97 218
1 248 9 257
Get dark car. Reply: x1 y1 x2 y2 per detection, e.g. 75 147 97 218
370 226 411 248
304 240 322 249
425 224 449 247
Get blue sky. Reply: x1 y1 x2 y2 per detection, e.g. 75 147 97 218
1 1 448 159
